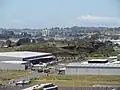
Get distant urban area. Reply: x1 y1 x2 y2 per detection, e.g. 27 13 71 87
1 0 120 89
0 26 120 57
0 26 120 90
1 26 120 42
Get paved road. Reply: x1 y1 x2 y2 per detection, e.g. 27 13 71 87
14 71 43 81
9 65 59 85
8 71 45 85
8 63 62 85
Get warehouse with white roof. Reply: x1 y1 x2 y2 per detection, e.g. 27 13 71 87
0 51 56 70
66 63 120 75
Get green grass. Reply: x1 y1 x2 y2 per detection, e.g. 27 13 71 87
30 75 120 86
0 47 16 52
0 70 32 84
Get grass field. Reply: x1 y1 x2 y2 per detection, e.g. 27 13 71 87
30 75 120 86
0 47 16 52
0 70 32 84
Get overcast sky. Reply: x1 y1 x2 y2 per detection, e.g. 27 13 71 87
0 0 120 28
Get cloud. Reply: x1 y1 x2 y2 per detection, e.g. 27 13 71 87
77 15 120 23
12 19 21 23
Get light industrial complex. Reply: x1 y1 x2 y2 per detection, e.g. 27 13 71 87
66 63 120 75
0 51 56 70
66 58 120 75
0 51 120 75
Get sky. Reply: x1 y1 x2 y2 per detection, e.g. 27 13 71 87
0 0 120 28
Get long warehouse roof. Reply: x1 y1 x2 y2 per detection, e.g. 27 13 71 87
67 63 120 68
0 61 27 64
0 51 51 58
88 59 108 62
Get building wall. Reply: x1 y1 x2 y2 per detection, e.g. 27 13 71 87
0 63 25 70
0 56 22 61
66 67 120 75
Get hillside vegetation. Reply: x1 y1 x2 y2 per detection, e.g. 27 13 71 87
0 40 118 57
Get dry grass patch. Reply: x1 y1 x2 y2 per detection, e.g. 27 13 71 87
30 75 120 86
0 70 31 84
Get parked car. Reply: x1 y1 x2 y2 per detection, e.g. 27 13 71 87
16 80 31 86
43 68 50 73
58 67 66 75
37 68 43 73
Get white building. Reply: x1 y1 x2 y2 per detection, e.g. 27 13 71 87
41 29 50 37
0 51 56 70
54 35 65 40
66 63 120 75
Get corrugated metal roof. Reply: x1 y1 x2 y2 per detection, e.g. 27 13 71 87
0 51 51 58
0 61 27 64
112 61 120 64
66 63 120 68
88 59 108 61
27 55 55 60
108 56 117 59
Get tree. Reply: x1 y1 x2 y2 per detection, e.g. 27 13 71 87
6 39 12 47
31 39 36 44
16 38 31 46
112 35 119 40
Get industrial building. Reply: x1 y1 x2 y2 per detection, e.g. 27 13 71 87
88 59 109 63
66 63 120 75
0 51 56 70
66 58 120 75
65 58 120 75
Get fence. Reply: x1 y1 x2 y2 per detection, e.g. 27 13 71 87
0 85 120 90
58 87 120 90
0 85 27 90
